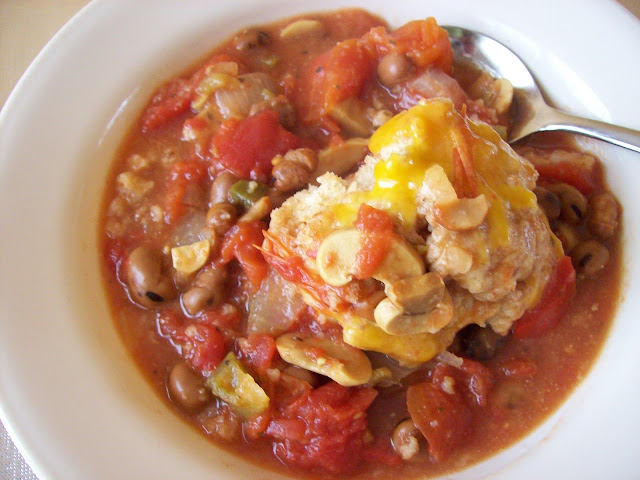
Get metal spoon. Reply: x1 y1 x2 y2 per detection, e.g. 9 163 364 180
444 26 640 153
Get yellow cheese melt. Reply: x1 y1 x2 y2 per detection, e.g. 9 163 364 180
337 99 536 246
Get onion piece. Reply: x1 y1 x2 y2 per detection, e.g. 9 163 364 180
247 268 305 334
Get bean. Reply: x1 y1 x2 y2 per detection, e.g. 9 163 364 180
182 267 226 316
534 186 561 220
588 192 619 240
168 361 210 411
377 53 414 87
210 171 238 205
272 148 318 192
206 202 237 235
571 240 610 277
126 246 176 308
233 28 270 51
549 183 588 225
391 419 421 460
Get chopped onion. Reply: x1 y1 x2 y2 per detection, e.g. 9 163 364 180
247 268 305 335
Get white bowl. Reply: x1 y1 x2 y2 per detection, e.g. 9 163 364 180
1 0 639 479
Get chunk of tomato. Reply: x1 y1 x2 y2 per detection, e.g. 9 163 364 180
298 39 375 122
218 220 268 291
406 381 471 462
211 110 299 182
267 382 377 473
512 255 576 338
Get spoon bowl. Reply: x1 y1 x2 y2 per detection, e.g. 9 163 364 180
444 26 640 153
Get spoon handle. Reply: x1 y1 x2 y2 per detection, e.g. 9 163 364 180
537 106 640 154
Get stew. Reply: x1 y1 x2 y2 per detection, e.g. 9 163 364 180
99 8 622 479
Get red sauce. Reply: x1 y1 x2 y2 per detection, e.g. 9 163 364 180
98 8 622 479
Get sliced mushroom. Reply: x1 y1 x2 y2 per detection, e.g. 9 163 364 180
374 289 454 335
315 228 360 286
423 164 488 231
329 98 374 137
275 333 372 386
433 195 489 231
314 137 369 179
238 195 272 222
385 272 446 314
315 228 424 286
280 19 324 39
171 240 211 274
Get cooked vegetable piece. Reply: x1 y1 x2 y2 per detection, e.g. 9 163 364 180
276 333 373 386
206 352 270 419
171 240 211 274
228 180 269 208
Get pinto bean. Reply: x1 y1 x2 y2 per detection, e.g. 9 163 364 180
126 246 176 308
168 361 210 411
391 418 421 460
206 202 237 235
210 171 238 205
272 148 318 192
571 240 610 277
377 53 414 87
588 192 619 240
182 266 227 316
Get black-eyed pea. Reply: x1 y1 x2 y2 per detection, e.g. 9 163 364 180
377 53 414 87
233 28 270 51
571 240 610 277
182 266 226 316
206 202 237 235
210 171 238 205
126 246 176 308
548 183 588 224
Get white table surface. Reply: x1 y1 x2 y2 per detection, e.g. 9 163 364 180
1 0 639 478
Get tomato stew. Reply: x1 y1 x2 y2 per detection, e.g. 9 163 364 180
99 9 622 479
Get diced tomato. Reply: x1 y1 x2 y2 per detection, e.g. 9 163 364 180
267 382 377 473
164 159 209 224
522 148 598 195
157 310 226 374
298 39 376 122
211 110 300 182
354 204 397 279
236 334 278 375
182 323 226 373
218 221 268 291
406 381 472 462
498 358 538 378
140 78 193 132
512 255 576 338
432 358 494 408
140 53 242 132
364 17 453 73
